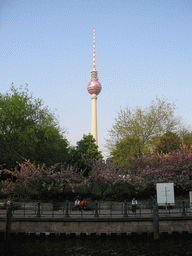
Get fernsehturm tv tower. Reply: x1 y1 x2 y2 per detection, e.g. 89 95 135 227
87 28 102 145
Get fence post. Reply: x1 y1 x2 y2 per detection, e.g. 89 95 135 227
94 200 99 217
153 202 159 240
36 200 41 217
4 203 12 241
123 200 128 217
65 200 69 217
51 200 54 217
110 202 112 217
23 202 25 217
182 201 186 216
168 203 170 215
3 203 13 253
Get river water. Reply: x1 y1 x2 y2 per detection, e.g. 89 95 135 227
2 234 192 256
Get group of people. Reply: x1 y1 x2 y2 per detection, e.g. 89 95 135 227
73 197 138 214
73 198 90 211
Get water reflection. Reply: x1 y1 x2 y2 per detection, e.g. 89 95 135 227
3 234 192 256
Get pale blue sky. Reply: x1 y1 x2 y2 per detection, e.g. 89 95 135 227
0 0 192 158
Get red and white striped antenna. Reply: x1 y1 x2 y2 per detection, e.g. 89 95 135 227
93 27 96 70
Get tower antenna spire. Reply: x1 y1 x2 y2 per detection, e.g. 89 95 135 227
93 27 96 70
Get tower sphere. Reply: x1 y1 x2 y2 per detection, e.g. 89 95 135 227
87 80 101 95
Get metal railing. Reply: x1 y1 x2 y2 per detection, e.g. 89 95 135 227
0 200 191 218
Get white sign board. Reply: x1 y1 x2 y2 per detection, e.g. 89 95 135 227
189 191 192 209
156 183 175 206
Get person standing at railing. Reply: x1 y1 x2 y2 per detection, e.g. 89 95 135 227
132 198 137 215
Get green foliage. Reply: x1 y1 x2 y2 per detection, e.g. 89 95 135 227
69 134 102 176
183 133 192 149
9 183 26 199
155 131 181 153
34 125 69 167
136 185 156 200
107 97 185 154
76 134 102 160
74 183 102 201
0 84 69 169
104 182 135 201
110 136 150 170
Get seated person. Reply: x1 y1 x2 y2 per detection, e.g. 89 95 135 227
73 198 80 210
6 199 11 206
0 201 6 209
79 199 90 210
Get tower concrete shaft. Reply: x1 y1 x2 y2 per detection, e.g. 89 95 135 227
91 93 97 145
87 28 101 146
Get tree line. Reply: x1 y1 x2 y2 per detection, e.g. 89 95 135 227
0 85 192 201
0 84 102 172
1 146 192 201
108 97 192 170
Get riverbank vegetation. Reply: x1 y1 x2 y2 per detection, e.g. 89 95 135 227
1 145 191 202
0 85 192 202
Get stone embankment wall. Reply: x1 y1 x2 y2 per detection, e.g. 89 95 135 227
0 217 192 235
